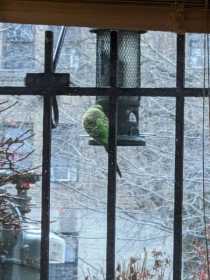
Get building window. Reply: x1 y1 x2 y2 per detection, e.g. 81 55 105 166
69 49 80 71
51 165 78 183
188 37 203 68
2 24 35 69
51 124 79 183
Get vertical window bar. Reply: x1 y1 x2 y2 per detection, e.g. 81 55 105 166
106 30 118 280
173 34 185 280
40 31 53 280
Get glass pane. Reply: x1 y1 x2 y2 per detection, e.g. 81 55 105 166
0 95 43 280
0 23 98 280
0 24 96 87
0 23 45 86
183 97 210 279
50 96 107 280
116 97 175 279
141 31 176 88
50 26 96 87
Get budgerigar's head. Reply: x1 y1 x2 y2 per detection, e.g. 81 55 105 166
94 104 103 111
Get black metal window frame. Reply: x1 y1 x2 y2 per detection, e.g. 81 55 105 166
0 30 201 280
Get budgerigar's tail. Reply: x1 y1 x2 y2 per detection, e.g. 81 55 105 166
104 145 122 178
116 164 122 178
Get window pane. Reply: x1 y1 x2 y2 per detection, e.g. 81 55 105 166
0 24 98 280
141 31 176 88
116 97 175 279
51 26 96 87
0 95 43 280
183 97 210 279
113 34 176 280
50 96 107 280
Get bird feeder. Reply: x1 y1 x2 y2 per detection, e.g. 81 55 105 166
90 29 145 146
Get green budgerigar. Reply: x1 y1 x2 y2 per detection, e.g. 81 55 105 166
83 104 122 177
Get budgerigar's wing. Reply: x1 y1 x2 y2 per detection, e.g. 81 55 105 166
95 114 109 146
97 116 122 177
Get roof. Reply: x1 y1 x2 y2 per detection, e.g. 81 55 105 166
1 1 210 33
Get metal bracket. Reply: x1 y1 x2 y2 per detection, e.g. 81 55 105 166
25 73 70 92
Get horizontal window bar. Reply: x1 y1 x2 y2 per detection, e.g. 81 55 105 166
0 87 206 97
